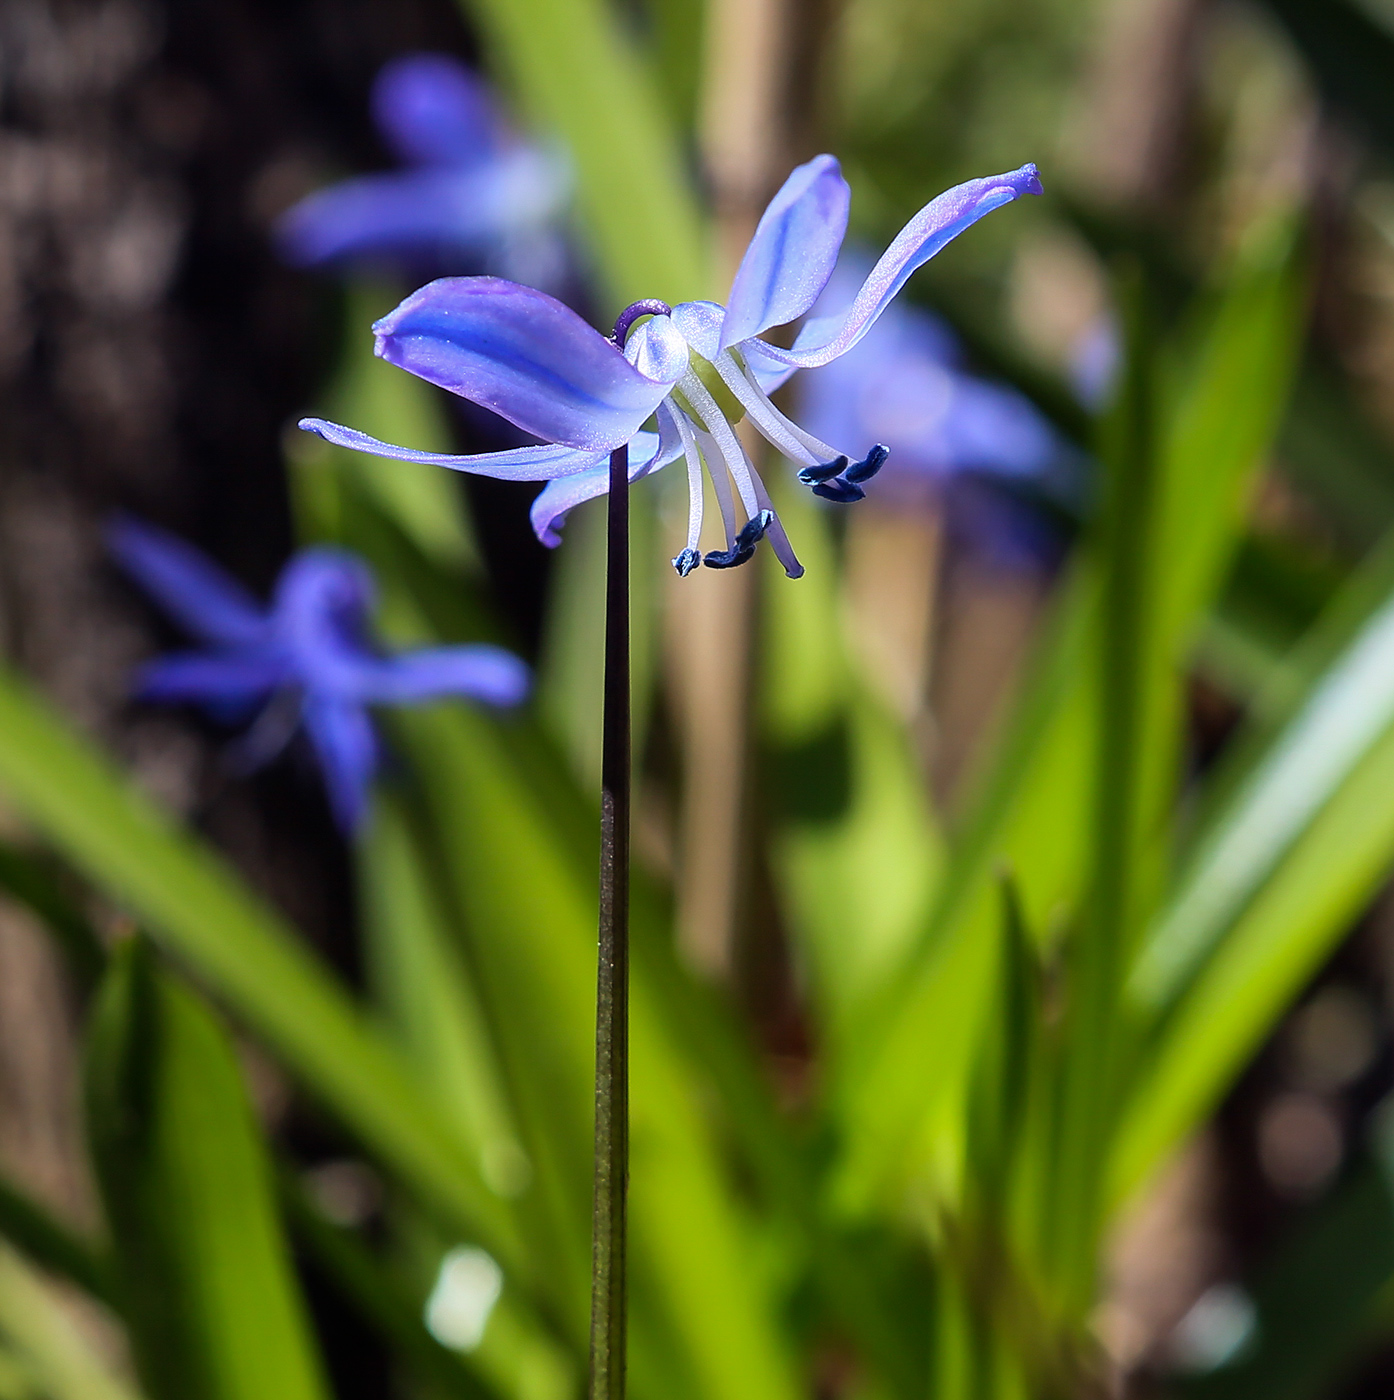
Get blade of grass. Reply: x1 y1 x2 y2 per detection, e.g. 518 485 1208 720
0 1174 112 1307
85 941 332 1400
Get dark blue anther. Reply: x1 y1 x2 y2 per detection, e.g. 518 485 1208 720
797 455 849 486
612 299 673 346
703 545 756 569
811 479 866 503
843 443 890 485
734 509 775 551
672 547 701 577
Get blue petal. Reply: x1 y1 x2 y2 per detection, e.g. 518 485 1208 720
109 517 267 647
528 426 680 546
372 53 502 168
275 153 567 269
135 651 285 705
670 301 725 361
271 549 381 698
299 418 607 481
351 645 531 707
753 164 1044 369
302 696 378 833
373 277 683 451
718 155 850 350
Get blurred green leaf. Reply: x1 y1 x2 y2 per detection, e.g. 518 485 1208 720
0 1172 112 1306
85 940 330 1400
0 1241 140 1400
455 0 710 311
0 663 518 1273
1115 547 1394 1202
278 1168 501 1400
0 841 105 993
835 218 1306 1216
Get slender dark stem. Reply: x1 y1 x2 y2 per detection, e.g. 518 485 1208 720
589 299 667 1400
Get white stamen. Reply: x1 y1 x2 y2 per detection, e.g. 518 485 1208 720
692 425 739 549
748 460 804 579
714 350 843 466
678 370 761 520
667 403 705 553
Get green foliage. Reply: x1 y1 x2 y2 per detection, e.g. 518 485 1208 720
84 941 330 1400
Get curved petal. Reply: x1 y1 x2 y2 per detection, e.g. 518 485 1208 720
275 154 567 269
670 301 726 361
108 517 267 648
135 651 285 705
528 426 679 546
272 548 380 698
372 53 502 168
302 695 378 833
299 418 607 481
373 277 681 451
719 154 850 349
754 164 1043 369
351 645 531 707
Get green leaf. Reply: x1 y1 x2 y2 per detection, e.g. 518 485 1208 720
0 1172 112 1306
833 219 1306 1217
0 1241 141 1400
1113 560 1394 1202
278 1168 502 1400
85 941 331 1400
0 663 517 1273
0 841 106 992
454 0 710 310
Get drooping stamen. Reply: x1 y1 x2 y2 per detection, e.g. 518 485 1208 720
714 350 844 468
749 475 805 580
693 426 739 550
797 456 850 485
702 544 756 569
668 402 705 574
812 478 866 503
844 443 890 484
678 371 762 520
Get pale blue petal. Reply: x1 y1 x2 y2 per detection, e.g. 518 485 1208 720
670 301 725 361
373 277 681 451
302 695 378 833
752 164 1044 369
718 154 850 349
623 314 690 384
109 516 267 648
350 645 531 707
372 53 502 168
275 151 567 269
299 418 607 481
529 426 679 546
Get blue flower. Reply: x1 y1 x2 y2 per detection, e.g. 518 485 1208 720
797 258 1063 497
298 157 1043 579
110 518 530 832
275 53 572 286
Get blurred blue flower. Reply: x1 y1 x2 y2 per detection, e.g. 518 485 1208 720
275 53 572 287
798 259 1063 500
110 518 530 831
299 156 1043 580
